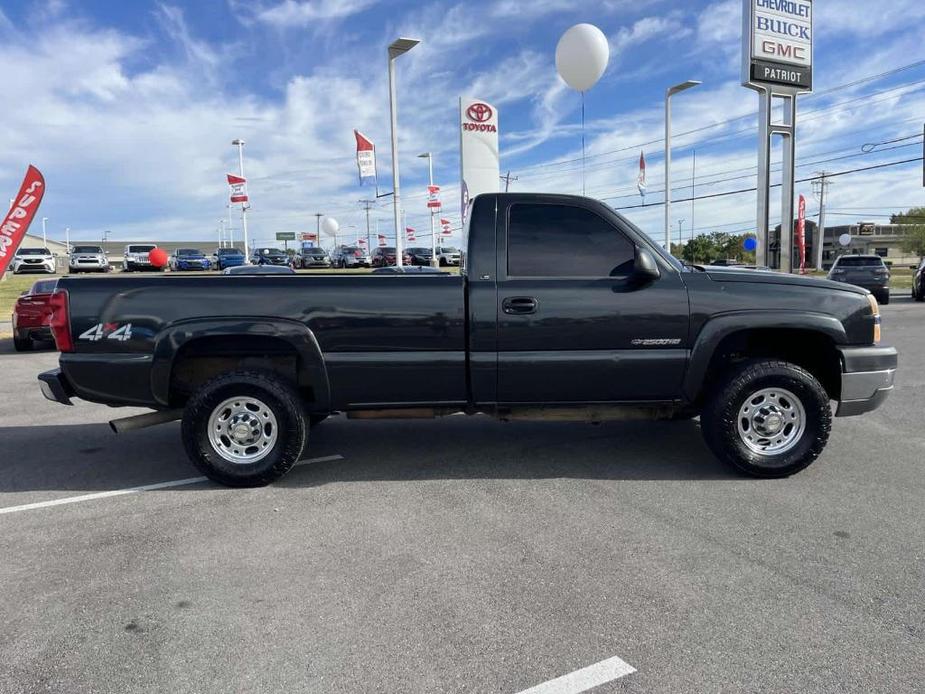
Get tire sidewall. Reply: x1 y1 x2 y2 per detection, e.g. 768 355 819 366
704 362 831 478
182 374 306 487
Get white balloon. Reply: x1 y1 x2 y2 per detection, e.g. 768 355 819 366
838 233 852 247
555 23 610 92
321 217 339 235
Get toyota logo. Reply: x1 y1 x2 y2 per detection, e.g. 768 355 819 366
467 103 493 123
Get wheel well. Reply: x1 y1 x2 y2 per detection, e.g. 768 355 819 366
169 335 314 407
700 329 841 403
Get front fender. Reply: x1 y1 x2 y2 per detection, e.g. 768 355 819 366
150 317 331 409
683 311 848 401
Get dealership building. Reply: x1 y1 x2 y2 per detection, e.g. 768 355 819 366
771 222 920 269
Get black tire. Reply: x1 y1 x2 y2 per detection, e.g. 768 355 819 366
181 370 307 487
915 285 924 302
13 332 33 352
879 290 890 305
701 360 831 479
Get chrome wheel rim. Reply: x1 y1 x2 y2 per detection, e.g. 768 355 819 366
207 396 278 465
736 387 806 456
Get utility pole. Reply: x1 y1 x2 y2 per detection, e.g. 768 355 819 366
812 171 830 271
677 219 685 251
691 149 696 238
358 200 375 252
501 171 518 192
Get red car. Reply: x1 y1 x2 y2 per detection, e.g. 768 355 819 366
11 278 58 352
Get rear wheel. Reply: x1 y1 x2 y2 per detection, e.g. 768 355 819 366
13 331 33 352
181 371 307 487
915 283 924 302
879 289 890 305
701 360 831 478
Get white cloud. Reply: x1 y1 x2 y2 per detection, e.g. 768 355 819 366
254 0 378 27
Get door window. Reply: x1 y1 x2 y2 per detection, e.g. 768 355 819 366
507 203 635 277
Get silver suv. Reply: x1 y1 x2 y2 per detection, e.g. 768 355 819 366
69 245 110 273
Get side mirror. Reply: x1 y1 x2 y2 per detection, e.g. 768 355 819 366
633 247 661 283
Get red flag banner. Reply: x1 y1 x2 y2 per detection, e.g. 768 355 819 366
377 234 387 247
227 173 248 204
427 184 441 209
0 165 46 275
796 194 807 274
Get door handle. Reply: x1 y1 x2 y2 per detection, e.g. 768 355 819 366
502 296 538 315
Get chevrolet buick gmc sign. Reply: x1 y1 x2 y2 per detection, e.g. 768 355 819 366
742 0 813 91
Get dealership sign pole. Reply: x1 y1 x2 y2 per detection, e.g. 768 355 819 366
742 0 813 272
0 166 46 277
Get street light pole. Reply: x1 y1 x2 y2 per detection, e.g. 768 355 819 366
418 152 438 267
231 139 250 262
665 80 701 251
41 217 47 247
388 37 420 268
677 219 685 251
65 227 70 252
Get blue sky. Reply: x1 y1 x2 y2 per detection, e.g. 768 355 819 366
1 0 924 248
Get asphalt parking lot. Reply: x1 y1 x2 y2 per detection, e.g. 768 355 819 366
0 299 922 693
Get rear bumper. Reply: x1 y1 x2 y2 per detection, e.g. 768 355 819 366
38 369 74 406
835 346 897 417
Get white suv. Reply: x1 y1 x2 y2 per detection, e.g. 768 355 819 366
436 246 460 267
122 244 159 272
12 247 56 274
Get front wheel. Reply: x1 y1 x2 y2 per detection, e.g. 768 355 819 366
701 360 831 478
878 289 890 305
181 371 307 487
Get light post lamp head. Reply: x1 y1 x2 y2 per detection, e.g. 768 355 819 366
667 80 702 97
417 152 431 159
389 37 419 59
231 139 245 146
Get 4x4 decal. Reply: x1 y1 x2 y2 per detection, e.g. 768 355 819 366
78 323 133 342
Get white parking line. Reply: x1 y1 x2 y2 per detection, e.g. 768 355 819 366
0 454 344 516
514 655 636 694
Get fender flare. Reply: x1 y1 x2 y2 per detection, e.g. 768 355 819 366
149 317 330 409
683 311 847 401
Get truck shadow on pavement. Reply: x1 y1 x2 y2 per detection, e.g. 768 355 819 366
0 416 737 496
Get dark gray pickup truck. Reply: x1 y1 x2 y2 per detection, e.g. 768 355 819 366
38 193 897 486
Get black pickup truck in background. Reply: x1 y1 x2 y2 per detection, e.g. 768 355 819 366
38 193 897 486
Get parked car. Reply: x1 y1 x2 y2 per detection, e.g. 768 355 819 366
436 246 461 267
297 247 332 269
169 248 212 271
223 265 295 275
370 246 412 267
331 246 371 268
372 266 446 274
11 247 56 274
68 245 110 273
11 278 58 351
39 192 896 488
212 247 247 271
828 254 891 304
122 244 161 272
912 258 925 302
406 247 434 266
251 248 291 267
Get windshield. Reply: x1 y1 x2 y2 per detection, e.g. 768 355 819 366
407 248 429 254
379 247 396 253
439 247 459 253
72 246 102 254
836 257 883 268
128 245 155 253
218 248 243 255
31 280 58 294
177 249 202 256
16 248 49 256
